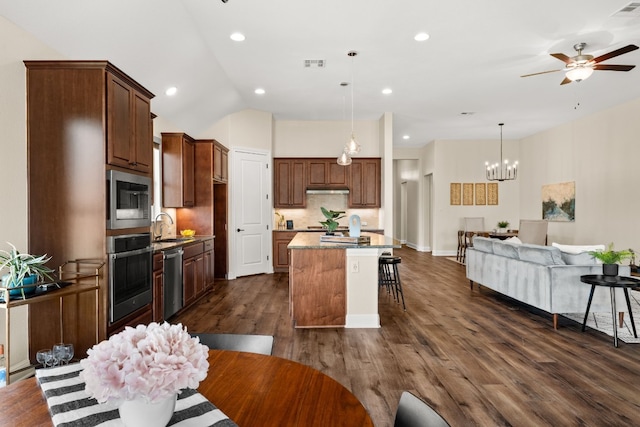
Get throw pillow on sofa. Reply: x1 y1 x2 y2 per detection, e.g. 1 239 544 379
551 243 603 265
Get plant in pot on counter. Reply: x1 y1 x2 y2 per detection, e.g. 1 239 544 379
588 243 632 276
0 242 55 299
319 207 346 235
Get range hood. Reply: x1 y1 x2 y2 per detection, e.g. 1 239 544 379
306 188 349 195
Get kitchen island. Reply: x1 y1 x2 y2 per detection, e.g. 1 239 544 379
288 232 400 328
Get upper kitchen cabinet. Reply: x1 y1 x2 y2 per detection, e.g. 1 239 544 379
348 158 381 208
274 158 306 208
213 141 229 183
106 73 153 174
306 158 348 188
162 133 195 207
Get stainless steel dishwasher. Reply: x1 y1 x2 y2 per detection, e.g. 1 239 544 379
163 247 184 319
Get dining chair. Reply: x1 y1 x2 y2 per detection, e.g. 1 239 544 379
517 219 548 245
461 217 485 263
394 391 451 427
192 333 274 355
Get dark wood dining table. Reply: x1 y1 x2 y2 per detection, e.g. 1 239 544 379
0 349 374 427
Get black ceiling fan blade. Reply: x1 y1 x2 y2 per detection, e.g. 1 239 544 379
560 77 572 85
592 44 639 64
593 64 635 72
550 53 572 64
521 69 562 78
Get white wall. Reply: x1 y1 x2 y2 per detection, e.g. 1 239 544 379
0 15 65 377
519 97 640 249
274 119 380 157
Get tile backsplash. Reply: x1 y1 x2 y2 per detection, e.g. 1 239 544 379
274 194 380 230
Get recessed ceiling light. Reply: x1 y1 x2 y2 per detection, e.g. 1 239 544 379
414 32 430 42
403 135 410 140
230 32 245 42
382 88 393 95
165 86 177 96
254 88 265 95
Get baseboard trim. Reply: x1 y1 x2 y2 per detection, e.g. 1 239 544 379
345 314 380 328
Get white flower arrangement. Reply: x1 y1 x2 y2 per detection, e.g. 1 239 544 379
80 322 209 404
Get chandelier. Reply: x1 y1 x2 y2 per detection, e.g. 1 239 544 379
485 123 518 181
337 51 360 166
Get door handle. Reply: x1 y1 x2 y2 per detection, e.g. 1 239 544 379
237 228 245 232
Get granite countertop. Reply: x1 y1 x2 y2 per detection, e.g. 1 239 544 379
288 232 400 249
275 228 384 233
152 235 215 252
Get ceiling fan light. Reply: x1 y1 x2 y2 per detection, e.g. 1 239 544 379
566 66 594 82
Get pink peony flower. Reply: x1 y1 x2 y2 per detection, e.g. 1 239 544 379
80 322 209 404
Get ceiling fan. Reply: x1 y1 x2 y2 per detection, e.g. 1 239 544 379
521 42 639 85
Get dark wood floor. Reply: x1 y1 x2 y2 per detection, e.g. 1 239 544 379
173 247 640 427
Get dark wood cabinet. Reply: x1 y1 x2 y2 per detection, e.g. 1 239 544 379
204 239 215 290
307 158 348 188
176 140 228 279
349 158 381 208
106 73 153 173
274 158 306 208
152 252 164 323
273 231 298 272
25 60 155 350
213 141 228 183
162 133 195 207
182 242 205 308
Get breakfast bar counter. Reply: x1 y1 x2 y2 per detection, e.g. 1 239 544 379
288 232 400 328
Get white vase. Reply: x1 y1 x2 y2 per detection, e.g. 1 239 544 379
118 394 177 427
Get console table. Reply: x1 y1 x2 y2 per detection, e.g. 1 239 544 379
580 274 640 347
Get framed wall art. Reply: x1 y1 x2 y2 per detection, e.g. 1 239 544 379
475 183 486 205
463 183 474 205
487 183 498 205
450 183 461 205
542 181 575 221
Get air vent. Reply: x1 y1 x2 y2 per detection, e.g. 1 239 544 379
304 59 325 68
612 2 640 17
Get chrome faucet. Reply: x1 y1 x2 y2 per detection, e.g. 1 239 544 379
153 212 174 240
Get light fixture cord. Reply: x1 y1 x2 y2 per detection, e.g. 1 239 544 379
499 123 504 179
351 55 354 134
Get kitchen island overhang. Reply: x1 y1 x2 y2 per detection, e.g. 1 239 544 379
287 232 401 328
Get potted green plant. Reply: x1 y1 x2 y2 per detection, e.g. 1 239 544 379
497 221 509 233
0 242 55 298
588 243 632 276
319 207 346 235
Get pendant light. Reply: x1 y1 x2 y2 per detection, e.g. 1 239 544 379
345 50 360 155
485 123 518 181
337 50 359 166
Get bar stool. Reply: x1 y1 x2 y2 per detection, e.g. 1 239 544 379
379 254 406 311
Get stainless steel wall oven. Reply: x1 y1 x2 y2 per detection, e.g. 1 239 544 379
107 233 153 323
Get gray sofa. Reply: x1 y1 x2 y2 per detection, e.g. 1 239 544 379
466 236 630 329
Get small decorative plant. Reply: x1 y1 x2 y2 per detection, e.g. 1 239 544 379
0 242 55 298
497 221 509 229
319 207 346 234
80 322 209 404
588 243 632 265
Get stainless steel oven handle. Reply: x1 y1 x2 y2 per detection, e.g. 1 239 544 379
109 247 153 259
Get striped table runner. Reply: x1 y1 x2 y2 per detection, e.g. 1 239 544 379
36 363 237 427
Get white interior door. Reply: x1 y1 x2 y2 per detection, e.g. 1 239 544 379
232 149 270 277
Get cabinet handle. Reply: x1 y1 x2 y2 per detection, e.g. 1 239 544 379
237 228 245 232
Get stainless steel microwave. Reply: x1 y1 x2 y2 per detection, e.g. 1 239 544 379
106 170 151 230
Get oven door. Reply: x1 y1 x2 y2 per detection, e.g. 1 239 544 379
109 246 153 323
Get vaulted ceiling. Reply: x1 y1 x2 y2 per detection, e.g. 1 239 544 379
1 0 639 147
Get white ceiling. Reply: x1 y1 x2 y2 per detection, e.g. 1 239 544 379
2 0 640 147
